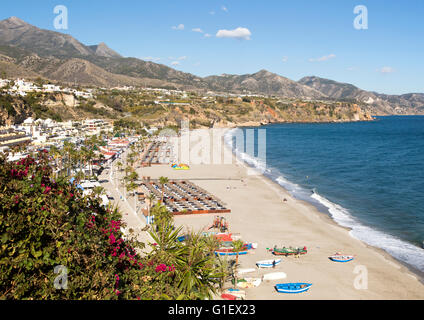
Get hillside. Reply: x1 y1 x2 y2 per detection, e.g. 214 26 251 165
299 76 424 115
204 70 326 99
0 17 422 116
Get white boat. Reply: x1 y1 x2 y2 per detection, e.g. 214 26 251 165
262 272 287 281
236 278 262 288
329 254 354 262
256 258 282 268
238 268 256 275
224 288 246 299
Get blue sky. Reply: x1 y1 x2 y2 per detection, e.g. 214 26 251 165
1 0 423 94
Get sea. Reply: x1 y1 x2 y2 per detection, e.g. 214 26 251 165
225 116 424 273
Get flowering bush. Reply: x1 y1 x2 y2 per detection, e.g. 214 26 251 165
0 151 227 300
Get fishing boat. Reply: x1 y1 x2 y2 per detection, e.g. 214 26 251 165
275 283 312 294
244 243 258 250
221 293 237 300
219 242 257 250
176 235 187 242
268 246 307 256
256 258 282 268
238 268 256 275
235 278 262 288
215 249 248 256
262 272 287 281
224 288 246 299
329 254 354 262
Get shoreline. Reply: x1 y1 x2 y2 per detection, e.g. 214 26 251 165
223 126 424 285
135 127 424 299
243 163 424 285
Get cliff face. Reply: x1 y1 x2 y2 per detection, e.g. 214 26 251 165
133 98 374 129
0 92 123 125
299 76 424 115
0 95 34 126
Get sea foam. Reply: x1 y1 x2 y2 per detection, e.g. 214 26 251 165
224 128 424 273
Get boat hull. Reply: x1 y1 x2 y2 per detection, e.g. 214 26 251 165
256 259 282 268
236 278 262 288
215 250 248 256
329 255 354 262
275 283 312 294
263 272 287 281
238 268 256 275
224 289 246 299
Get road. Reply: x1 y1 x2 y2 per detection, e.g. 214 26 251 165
98 147 151 245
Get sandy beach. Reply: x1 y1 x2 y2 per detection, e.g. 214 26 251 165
125 128 424 300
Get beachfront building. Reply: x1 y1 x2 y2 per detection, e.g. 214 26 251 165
81 119 113 135
0 127 32 152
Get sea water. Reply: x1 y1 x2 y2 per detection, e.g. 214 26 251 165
226 116 424 272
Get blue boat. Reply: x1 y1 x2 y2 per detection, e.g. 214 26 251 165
214 250 248 256
329 254 354 262
275 283 312 294
177 235 187 242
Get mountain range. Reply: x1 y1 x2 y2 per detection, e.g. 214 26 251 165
0 17 423 115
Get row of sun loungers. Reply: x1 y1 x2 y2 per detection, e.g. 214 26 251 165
138 179 230 215
140 141 172 165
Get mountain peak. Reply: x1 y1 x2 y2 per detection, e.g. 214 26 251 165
255 69 273 76
2 16 31 27
88 42 122 58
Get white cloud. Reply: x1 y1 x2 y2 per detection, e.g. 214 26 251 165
282 56 288 63
168 56 187 64
222 6 228 12
216 27 251 40
309 54 336 62
171 24 184 30
377 66 395 74
168 56 187 61
192 28 203 33
142 57 161 62
171 61 181 66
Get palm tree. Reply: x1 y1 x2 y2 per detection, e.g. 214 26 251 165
49 145 60 178
159 176 169 204
116 161 123 172
215 256 232 292
231 240 245 288
92 186 106 197
75 170 85 184
150 202 174 231
147 193 156 223
174 230 224 299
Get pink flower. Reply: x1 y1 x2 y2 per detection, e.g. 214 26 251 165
167 264 176 272
155 264 167 273
109 234 116 245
